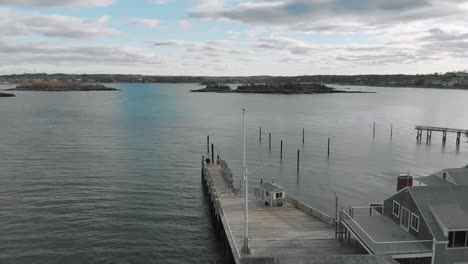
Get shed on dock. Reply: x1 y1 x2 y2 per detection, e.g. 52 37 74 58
261 182 286 207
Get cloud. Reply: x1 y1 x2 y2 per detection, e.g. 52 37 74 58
0 0 114 8
189 0 468 33
148 0 171 4
0 8 118 38
179 19 192 29
420 28 468 42
153 39 251 56
0 38 163 66
129 18 161 28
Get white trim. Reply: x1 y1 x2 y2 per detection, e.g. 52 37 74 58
411 213 420 232
400 206 410 232
393 201 401 218
391 252 433 259
447 229 468 232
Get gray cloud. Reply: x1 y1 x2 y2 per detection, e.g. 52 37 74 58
420 28 468 42
0 0 114 8
0 38 163 66
128 18 161 28
189 0 468 33
0 8 118 38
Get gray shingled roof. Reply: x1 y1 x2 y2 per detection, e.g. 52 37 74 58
417 175 454 187
408 186 468 241
444 168 468 185
430 204 468 230
261 182 285 193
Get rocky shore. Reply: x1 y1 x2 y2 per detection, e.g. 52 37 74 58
8 81 119 91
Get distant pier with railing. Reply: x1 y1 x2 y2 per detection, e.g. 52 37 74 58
415 125 468 144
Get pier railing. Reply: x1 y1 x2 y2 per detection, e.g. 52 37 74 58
287 196 335 225
219 159 238 195
341 208 433 255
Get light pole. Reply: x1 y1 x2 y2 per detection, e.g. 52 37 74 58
242 108 250 254
241 109 273 254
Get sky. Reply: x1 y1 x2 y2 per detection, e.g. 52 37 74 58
0 0 467 76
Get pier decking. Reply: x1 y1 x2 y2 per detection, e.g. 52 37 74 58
202 159 393 264
415 125 467 144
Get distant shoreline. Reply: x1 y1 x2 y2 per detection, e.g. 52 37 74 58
329 83 468 90
7 81 119 92
191 83 374 94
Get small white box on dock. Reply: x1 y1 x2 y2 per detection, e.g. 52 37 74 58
261 182 286 207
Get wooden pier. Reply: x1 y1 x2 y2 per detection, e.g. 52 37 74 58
415 126 467 144
201 156 395 264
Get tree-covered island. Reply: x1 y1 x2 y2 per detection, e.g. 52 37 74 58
191 83 372 94
8 80 119 91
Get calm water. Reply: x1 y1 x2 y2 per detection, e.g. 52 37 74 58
1 83 468 263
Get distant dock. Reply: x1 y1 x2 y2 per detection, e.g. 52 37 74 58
201 156 396 264
415 125 468 144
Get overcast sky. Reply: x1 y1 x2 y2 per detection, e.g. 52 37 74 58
0 0 467 75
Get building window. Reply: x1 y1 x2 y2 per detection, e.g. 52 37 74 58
393 201 400 217
448 231 468 248
275 192 283 199
410 213 419 232
443 172 447 180
265 191 270 196
400 206 410 231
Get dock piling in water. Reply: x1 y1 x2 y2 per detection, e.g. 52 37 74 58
390 124 393 140
269 133 271 150
297 149 300 170
211 143 214 163
259 127 262 142
207 135 210 153
280 140 283 160
373 122 376 139
328 138 330 158
302 128 305 145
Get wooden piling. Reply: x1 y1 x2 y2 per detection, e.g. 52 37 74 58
207 136 210 153
390 124 393 139
269 133 272 150
280 140 283 160
211 143 214 163
259 127 262 142
328 138 330 158
302 128 305 145
373 122 376 139
297 149 300 170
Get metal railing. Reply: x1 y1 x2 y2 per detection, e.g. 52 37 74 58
287 196 335 225
348 205 384 217
341 209 433 255
219 159 238 195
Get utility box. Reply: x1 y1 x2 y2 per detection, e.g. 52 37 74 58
261 182 286 207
